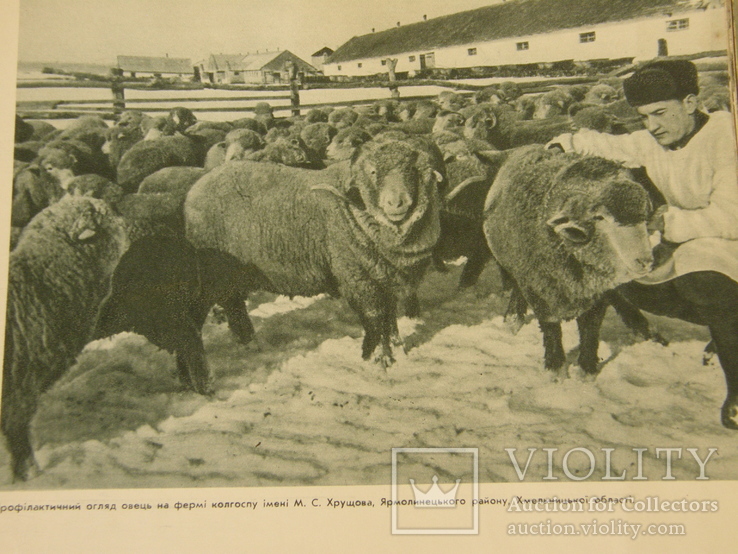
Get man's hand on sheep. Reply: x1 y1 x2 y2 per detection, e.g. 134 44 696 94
647 204 668 234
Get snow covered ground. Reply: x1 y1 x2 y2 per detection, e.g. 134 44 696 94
1 262 735 489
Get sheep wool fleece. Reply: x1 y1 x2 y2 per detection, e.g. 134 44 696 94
555 111 738 284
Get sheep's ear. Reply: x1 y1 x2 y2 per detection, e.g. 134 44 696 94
547 214 591 245
69 205 100 241
487 111 498 129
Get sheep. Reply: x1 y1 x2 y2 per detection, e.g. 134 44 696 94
583 84 620 105
137 166 207 198
568 104 616 133
40 136 115 182
92 234 249 396
412 100 438 119
487 111 576 150
222 129 265 162
328 108 359 130
116 134 208 193
533 88 575 119
431 111 466 136
230 117 268 135
437 91 468 112
245 136 312 167
66 174 125 205
24 120 57 142
104 122 145 171
186 120 233 135
14 116 34 143
325 127 372 164
11 164 64 231
300 122 338 164
483 145 654 376
2 196 129 480
167 107 198 134
185 137 445 366
253 102 275 130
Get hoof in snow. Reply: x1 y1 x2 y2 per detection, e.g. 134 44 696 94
721 401 738 430
548 364 569 383
570 365 597 383
504 313 525 336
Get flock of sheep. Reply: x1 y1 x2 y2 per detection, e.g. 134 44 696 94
4 74 732 482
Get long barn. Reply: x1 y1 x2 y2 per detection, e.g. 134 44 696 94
323 0 728 78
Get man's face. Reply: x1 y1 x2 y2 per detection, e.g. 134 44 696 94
636 96 697 146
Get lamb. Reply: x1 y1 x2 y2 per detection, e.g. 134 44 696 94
2 197 129 480
483 145 654 376
185 137 445 366
92 234 250 396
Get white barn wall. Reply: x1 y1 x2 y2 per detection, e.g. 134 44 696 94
324 7 727 77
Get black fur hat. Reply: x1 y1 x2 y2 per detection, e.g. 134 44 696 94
623 59 699 107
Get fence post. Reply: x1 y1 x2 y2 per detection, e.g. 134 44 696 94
111 79 126 114
286 61 301 117
386 58 400 99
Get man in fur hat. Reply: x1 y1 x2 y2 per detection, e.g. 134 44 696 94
550 59 738 429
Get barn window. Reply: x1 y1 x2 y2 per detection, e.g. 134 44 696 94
468 48 477 56
516 41 529 51
358 63 362 68
381 59 387 65
409 55 416 62
667 18 690 31
579 32 596 43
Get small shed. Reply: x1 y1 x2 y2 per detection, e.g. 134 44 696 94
311 47 334 71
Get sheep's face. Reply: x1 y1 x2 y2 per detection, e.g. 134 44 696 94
463 109 497 142
432 112 465 134
265 138 309 167
546 176 653 283
534 90 573 119
351 141 442 229
301 124 338 159
326 130 371 162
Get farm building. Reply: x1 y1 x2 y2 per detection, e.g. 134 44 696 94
323 0 728 78
116 56 194 79
197 50 319 84
311 47 335 71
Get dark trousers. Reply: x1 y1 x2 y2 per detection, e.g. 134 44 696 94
619 271 738 424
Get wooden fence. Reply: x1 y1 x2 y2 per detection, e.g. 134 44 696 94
14 75 603 121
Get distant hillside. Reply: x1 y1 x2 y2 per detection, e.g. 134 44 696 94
18 61 112 76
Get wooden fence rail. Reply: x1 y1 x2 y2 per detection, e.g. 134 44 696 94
15 73 604 121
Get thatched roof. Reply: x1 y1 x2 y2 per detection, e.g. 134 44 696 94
117 56 193 74
328 0 712 63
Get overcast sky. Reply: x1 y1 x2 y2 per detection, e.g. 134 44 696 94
17 0 504 65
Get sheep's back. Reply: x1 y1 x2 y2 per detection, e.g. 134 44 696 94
185 162 335 296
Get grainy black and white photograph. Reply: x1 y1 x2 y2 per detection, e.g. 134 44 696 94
2 0 738 518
